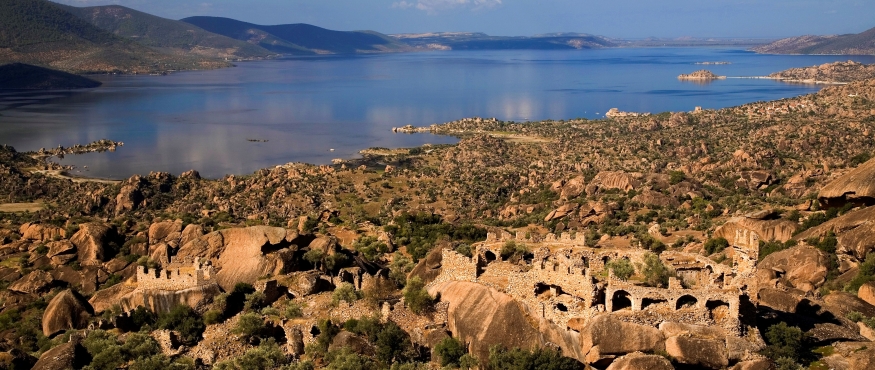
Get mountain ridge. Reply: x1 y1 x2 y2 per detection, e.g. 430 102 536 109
754 26 875 55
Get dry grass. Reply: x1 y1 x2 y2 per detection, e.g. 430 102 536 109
0 202 45 213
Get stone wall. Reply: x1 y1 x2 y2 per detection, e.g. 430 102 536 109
136 258 215 291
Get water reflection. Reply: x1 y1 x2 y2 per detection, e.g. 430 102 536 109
1 48 873 179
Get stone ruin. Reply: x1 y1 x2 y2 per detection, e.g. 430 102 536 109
430 230 762 336
136 257 216 291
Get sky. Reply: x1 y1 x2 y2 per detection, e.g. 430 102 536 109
54 0 875 39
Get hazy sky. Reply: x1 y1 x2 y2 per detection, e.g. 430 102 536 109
55 0 875 38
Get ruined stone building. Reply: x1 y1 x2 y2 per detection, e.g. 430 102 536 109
136 257 216 291
429 230 761 336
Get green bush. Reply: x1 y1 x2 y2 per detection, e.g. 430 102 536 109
325 347 378 370
214 339 288 370
669 171 686 185
233 312 266 342
284 301 303 319
762 322 805 363
332 282 361 306
847 253 875 292
703 237 729 255
607 258 634 280
354 236 390 262
434 337 466 367
403 277 433 314
244 291 267 312
487 345 581 370
157 305 205 345
641 253 672 288
389 253 415 287
500 240 530 262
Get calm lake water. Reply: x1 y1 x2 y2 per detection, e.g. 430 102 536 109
1 48 873 179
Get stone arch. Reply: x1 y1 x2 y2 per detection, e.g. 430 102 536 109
484 251 497 263
676 295 698 309
611 290 632 311
556 303 568 312
642 297 668 310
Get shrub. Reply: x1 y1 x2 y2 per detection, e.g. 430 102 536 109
284 301 303 319
403 276 433 314
434 337 466 367
669 171 686 185
244 291 267 312
354 236 389 262
704 237 729 255
762 322 805 363
233 313 266 342
157 305 205 345
332 282 360 306
325 347 378 370
214 339 288 370
847 253 875 292
500 240 530 262
487 345 581 370
607 258 634 280
641 253 672 288
455 243 473 258
389 253 415 287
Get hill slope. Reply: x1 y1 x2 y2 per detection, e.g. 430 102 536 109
392 32 616 50
56 4 273 59
0 63 101 89
181 16 410 54
0 0 228 74
754 26 875 55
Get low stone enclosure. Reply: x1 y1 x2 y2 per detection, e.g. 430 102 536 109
429 231 761 336
135 257 216 291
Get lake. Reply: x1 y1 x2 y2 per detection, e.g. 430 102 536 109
1 48 873 179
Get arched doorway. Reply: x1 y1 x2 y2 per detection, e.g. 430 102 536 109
676 295 698 309
611 290 632 311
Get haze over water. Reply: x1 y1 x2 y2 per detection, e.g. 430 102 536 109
1 47 873 179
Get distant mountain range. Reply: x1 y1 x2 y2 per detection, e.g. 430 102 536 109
0 0 229 74
754 26 875 55
180 16 410 55
56 4 274 59
391 32 615 50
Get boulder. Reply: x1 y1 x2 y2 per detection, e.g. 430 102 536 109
632 190 679 208
859 281 875 306
46 240 75 258
819 156 875 207
70 223 113 266
19 222 64 241
732 359 773 370
559 176 586 200
795 206 875 259
307 236 338 255
180 224 204 248
88 282 137 314
665 336 728 369
586 171 640 195
148 220 183 247
31 339 89 370
605 352 673 370
115 179 144 215
282 271 333 297
756 246 829 293
545 203 579 222
823 292 875 318
757 288 802 313
429 281 546 361
713 216 798 245
176 226 301 291
42 290 94 337
408 247 445 285
659 322 724 340
328 331 375 356
9 269 53 294
118 284 222 314
580 315 665 356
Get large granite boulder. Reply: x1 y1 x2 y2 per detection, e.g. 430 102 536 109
9 269 53 294
19 222 64 241
579 315 665 357
823 292 875 318
70 223 114 266
429 281 546 361
42 290 93 337
176 226 302 291
713 216 798 244
32 338 89 370
88 282 137 314
757 245 829 293
559 176 587 200
605 352 674 370
148 220 183 247
859 281 875 306
409 247 445 285
665 336 728 369
795 206 875 259
585 171 640 195
819 156 875 207
328 331 375 356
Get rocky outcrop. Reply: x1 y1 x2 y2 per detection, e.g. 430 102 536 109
580 315 665 358
88 282 137 314
544 203 578 222
559 176 586 200
328 331 375 356
70 223 114 266
756 245 829 293
665 336 728 369
795 206 875 259
712 216 798 244
819 156 875 207
409 247 446 285
605 352 673 370
678 70 726 80
9 270 53 294
429 281 548 361
586 171 640 195
31 338 89 370
19 222 64 241
176 226 303 291
121 284 221 314
859 282 875 306
632 190 679 208
42 290 93 337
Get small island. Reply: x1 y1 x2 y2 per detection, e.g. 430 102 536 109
677 69 726 81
